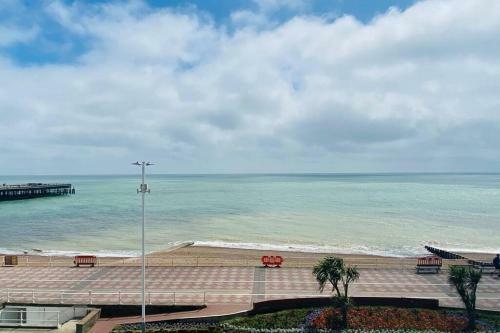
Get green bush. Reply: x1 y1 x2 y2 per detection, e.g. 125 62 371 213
477 311 500 331
224 308 311 330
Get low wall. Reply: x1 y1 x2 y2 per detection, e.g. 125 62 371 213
353 296 439 308
1 304 89 328
97 305 205 318
76 309 101 333
251 296 439 314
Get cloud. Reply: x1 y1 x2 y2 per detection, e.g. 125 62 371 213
252 0 308 13
0 25 38 46
0 0 500 174
0 0 39 46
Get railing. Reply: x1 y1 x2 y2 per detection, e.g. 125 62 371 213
1 287 499 307
0 309 60 327
0 289 208 306
1 255 471 269
2 278 498 286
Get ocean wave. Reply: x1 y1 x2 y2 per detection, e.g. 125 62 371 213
1 240 497 258
0 247 138 257
193 241 499 257
192 241 427 257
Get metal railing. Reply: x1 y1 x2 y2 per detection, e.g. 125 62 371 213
1 277 499 286
0 289 207 306
0 309 60 327
1 255 470 269
1 287 499 307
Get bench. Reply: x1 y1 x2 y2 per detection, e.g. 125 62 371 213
470 261 496 274
261 255 283 268
2 255 18 266
74 255 97 267
416 256 442 274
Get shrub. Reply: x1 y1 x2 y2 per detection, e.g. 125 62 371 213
313 256 359 328
448 265 482 330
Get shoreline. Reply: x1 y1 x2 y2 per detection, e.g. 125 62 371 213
1 242 496 262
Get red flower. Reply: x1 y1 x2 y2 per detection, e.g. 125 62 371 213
311 307 470 331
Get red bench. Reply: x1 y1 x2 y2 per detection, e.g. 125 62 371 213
74 255 97 267
416 256 442 274
261 255 283 268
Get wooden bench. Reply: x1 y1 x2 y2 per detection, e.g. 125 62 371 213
74 255 97 267
471 261 496 274
261 255 283 268
3 255 18 266
416 256 442 274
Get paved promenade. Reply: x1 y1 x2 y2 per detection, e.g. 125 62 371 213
1 266 499 310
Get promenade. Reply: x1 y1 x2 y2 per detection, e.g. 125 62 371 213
1 265 499 311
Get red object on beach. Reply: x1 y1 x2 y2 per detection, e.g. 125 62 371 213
74 255 97 267
416 255 442 274
417 256 442 266
261 256 270 266
275 255 283 267
261 255 283 268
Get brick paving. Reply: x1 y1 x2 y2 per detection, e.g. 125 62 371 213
1 266 499 310
265 268 500 310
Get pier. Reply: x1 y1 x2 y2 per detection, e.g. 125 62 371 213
0 183 75 201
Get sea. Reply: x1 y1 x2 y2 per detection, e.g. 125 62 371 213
1 173 499 257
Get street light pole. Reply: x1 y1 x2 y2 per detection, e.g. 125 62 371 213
133 161 152 333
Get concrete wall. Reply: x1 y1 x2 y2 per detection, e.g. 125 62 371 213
0 309 20 325
0 305 89 327
251 297 439 315
76 309 101 333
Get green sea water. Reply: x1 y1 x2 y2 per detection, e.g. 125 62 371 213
1 173 499 256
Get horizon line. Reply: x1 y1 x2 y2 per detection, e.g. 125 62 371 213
2 171 500 177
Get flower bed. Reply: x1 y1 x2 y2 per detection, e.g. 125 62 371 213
113 321 220 333
224 307 497 332
308 307 474 331
112 307 500 332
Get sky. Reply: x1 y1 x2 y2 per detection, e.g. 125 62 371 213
0 0 499 175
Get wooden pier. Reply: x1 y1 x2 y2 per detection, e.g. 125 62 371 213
0 183 75 201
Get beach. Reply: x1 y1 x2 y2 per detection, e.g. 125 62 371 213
3 243 493 270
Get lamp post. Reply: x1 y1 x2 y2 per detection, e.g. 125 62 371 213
133 161 153 333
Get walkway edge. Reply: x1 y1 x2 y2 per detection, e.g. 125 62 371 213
90 304 252 333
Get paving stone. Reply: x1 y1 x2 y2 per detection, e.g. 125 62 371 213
1 266 499 311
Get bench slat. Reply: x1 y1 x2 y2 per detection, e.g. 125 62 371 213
74 255 97 267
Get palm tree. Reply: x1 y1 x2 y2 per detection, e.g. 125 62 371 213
448 265 482 331
313 256 360 328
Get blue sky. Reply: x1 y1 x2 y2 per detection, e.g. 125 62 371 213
0 0 499 174
3 0 418 65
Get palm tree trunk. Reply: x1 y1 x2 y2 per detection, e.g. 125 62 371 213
467 307 476 330
341 305 348 329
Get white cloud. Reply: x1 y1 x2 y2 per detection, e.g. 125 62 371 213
0 0 39 46
0 25 37 46
252 0 308 13
1 0 500 174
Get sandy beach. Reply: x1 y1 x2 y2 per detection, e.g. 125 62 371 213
3 244 490 269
